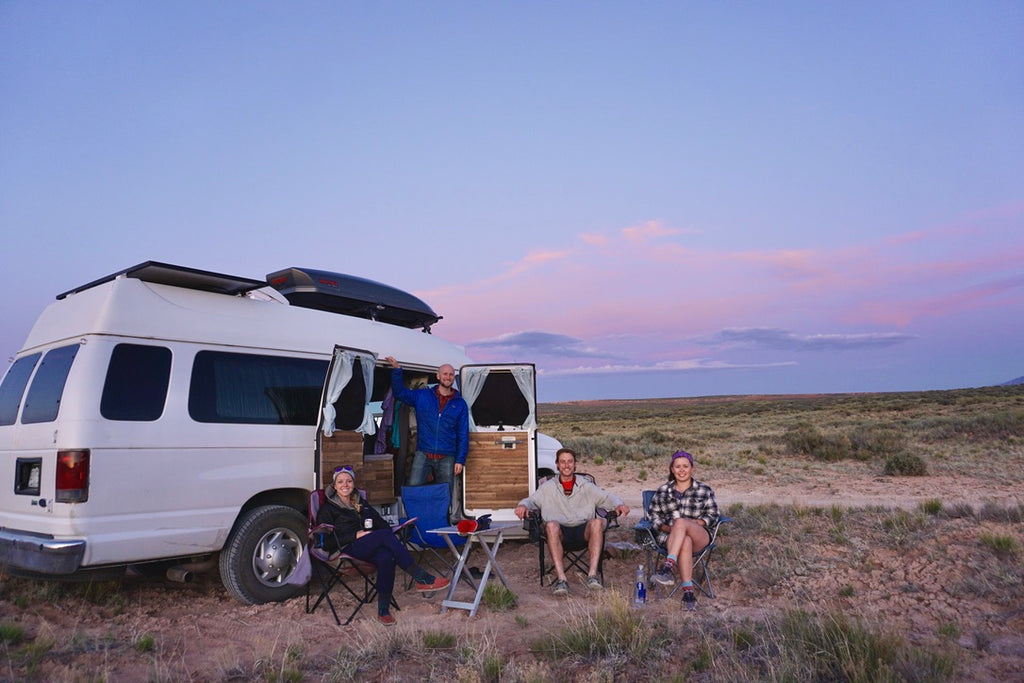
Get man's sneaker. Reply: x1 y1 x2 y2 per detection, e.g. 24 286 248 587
415 576 451 592
682 587 697 610
377 612 397 626
551 579 570 596
653 567 676 587
585 574 603 591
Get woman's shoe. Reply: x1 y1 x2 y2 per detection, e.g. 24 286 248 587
415 576 451 592
377 612 397 625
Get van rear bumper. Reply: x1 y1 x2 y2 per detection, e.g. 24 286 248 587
0 528 86 574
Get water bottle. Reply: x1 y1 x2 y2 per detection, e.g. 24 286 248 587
634 564 646 607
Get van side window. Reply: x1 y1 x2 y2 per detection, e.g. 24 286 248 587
189 351 328 425
0 354 42 425
21 345 80 424
101 344 172 421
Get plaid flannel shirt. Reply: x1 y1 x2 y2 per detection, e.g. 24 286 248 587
649 479 720 546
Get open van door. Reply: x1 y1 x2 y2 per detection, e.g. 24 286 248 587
460 364 539 523
314 346 398 510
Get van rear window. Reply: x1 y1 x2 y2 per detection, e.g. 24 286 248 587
189 351 327 425
101 344 172 421
21 345 80 424
0 354 41 426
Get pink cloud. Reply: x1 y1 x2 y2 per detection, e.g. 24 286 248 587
423 206 1024 365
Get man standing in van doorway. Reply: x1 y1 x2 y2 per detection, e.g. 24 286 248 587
385 356 469 521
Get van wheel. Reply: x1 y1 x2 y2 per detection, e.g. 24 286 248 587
220 505 306 605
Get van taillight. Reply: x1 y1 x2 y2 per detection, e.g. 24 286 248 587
56 449 90 503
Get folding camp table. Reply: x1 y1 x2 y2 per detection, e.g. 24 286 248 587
430 521 517 617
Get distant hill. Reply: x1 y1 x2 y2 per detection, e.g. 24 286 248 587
1001 376 1024 386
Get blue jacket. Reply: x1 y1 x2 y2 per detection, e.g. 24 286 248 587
390 368 470 465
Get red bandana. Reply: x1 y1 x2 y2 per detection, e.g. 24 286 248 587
560 476 575 496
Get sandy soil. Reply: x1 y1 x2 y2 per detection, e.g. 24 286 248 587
2 467 1022 682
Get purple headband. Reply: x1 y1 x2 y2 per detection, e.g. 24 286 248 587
333 465 356 483
671 451 693 465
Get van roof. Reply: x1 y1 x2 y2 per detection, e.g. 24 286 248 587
25 263 471 369
57 261 266 299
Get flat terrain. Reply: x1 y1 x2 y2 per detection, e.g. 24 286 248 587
2 387 1022 681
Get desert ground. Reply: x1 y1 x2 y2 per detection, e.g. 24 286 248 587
2 388 1022 681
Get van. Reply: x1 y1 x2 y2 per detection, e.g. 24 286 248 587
0 261 558 604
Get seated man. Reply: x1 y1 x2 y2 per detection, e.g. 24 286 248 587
514 447 629 596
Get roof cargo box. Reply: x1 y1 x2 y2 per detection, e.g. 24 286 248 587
266 267 441 330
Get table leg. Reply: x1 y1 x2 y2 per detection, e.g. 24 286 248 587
475 531 510 589
440 534 476 613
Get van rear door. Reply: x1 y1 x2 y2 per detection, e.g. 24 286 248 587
314 346 396 504
460 364 538 523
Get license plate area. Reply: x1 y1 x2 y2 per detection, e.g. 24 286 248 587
15 458 42 496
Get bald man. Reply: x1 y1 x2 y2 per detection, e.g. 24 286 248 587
385 357 469 518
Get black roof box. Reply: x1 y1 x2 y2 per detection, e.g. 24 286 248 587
266 267 441 331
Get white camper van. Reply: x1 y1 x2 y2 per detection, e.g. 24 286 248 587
0 262 558 604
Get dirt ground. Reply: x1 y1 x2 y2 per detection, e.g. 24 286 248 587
2 464 1023 682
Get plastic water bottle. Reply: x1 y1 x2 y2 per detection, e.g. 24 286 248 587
634 564 646 607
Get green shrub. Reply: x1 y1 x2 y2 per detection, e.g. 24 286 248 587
781 423 852 461
422 630 457 649
920 499 943 515
0 623 25 645
482 583 518 611
979 532 1020 558
884 452 927 476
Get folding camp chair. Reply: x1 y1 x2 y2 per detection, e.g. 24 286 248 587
634 489 729 599
399 483 465 583
523 473 620 587
304 489 414 625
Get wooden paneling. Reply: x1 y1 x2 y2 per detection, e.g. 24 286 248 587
464 431 530 510
320 431 396 504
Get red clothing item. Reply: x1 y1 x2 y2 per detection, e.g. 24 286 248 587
560 476 576 496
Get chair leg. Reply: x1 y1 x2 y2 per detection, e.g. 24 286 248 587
538 535 547 586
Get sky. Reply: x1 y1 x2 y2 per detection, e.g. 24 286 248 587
1 2 1022 402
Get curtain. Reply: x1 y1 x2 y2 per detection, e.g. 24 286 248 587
459 366 490 432
321 349 377 437
511 365 537 430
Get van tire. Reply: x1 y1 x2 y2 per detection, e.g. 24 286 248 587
219 504 306 605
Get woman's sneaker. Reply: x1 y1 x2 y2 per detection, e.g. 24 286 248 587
682 587 697 610
551 579 570 596
415 576 451 592
653 567 676 587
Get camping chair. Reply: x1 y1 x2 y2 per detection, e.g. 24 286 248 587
399 483 466 584
523 473 620 587
634 489 730 600
304 488 414 625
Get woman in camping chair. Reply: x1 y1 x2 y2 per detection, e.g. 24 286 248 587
649 451 720 610
318 466 450 625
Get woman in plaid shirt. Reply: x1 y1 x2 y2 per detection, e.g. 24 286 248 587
649 451 720 609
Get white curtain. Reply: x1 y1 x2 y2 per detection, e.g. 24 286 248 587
511 365 537 430
321 349 377 437
459 366 490 432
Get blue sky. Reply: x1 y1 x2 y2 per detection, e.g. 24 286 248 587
2 2 1021 402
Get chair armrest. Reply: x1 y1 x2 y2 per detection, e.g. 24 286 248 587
632 519 659 550
524 510 543 542
392 517 417 534
596 507 620 529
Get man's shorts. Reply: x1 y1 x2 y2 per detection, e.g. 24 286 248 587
560 523 588 549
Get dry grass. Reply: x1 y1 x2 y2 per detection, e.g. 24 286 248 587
1 386 1021 681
